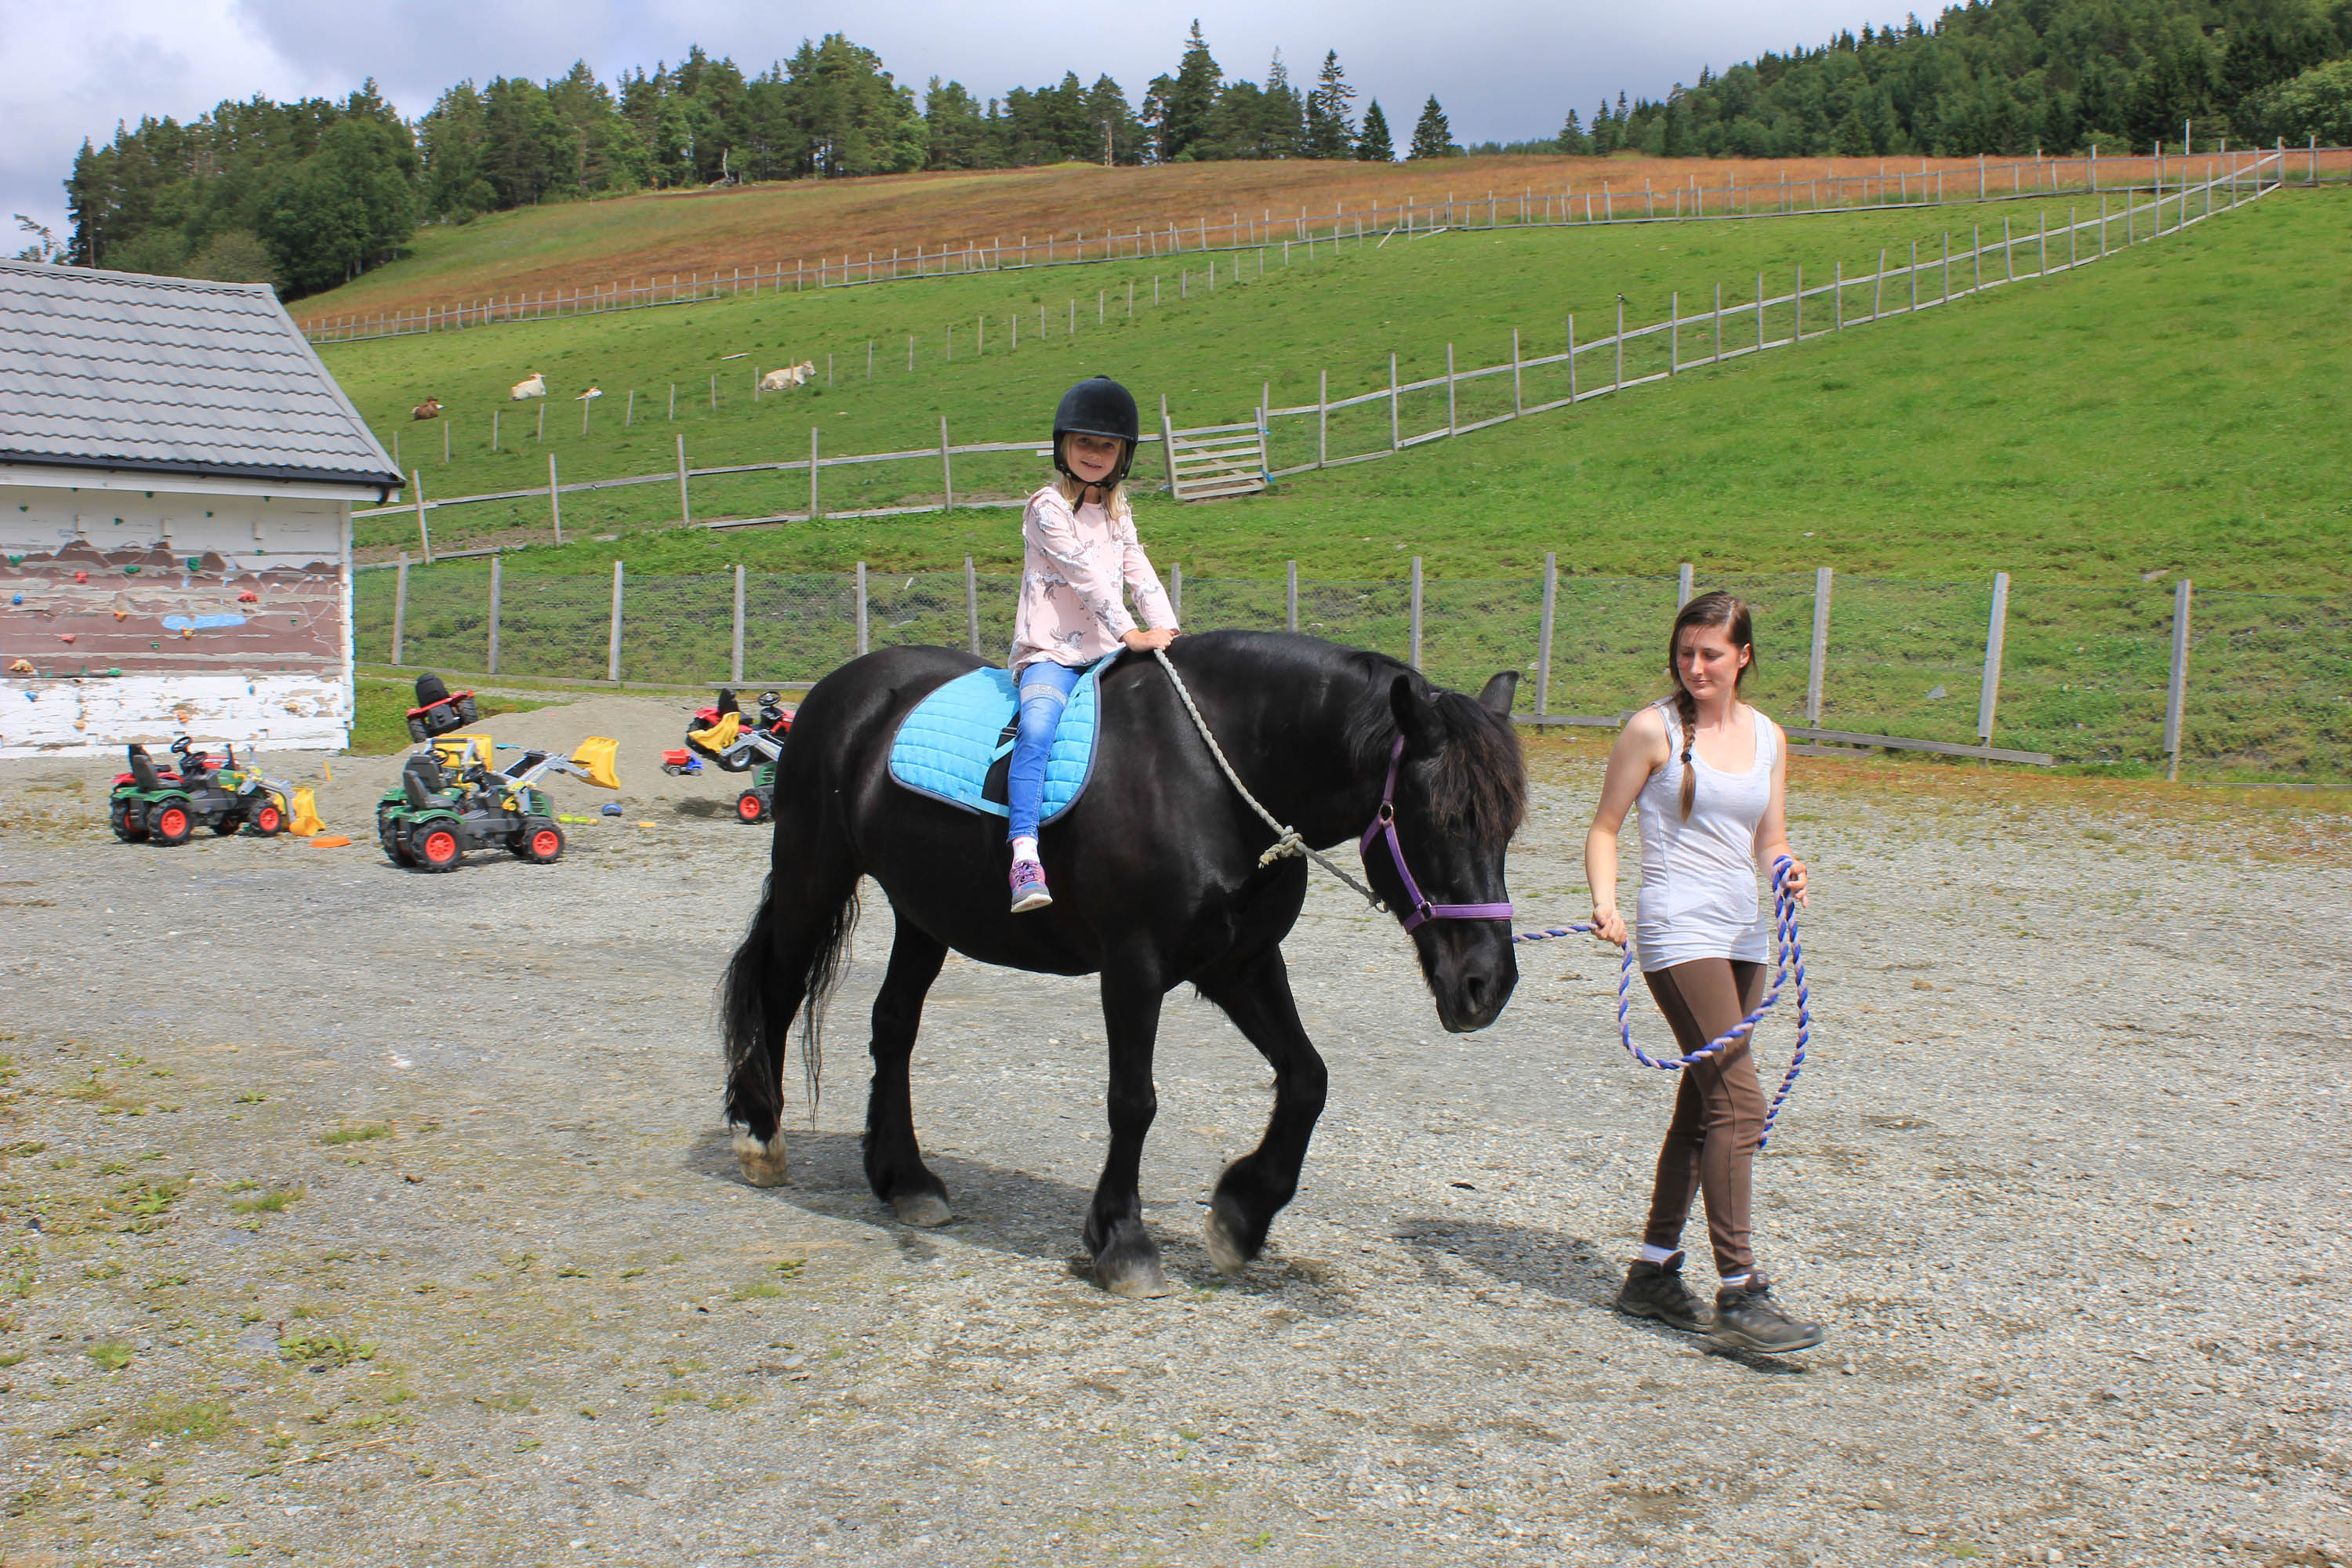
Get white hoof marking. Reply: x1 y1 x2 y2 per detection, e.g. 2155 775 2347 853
734 1129 789 1188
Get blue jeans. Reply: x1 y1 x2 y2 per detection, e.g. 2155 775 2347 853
1007 659 1083 844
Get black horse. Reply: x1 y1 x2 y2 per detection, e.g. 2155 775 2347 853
720 630 1527 1296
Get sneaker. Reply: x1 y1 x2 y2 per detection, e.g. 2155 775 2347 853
1709 1276 1828 1354
1009 858 1052 913
1613 1251 1711 1334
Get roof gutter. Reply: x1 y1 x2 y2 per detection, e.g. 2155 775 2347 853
0 452 401 503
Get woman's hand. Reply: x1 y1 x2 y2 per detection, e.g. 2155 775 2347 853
1775 857 1810 906
1121 627 1176 652
1589 905 1628 947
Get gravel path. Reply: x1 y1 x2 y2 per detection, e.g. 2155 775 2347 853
1 717 2347 1567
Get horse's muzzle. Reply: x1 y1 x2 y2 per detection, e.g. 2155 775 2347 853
1425 927 1518 1033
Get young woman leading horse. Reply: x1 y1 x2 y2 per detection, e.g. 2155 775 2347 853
720 624 1527 1297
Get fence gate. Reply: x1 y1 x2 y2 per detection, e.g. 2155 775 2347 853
1161 403 1269 503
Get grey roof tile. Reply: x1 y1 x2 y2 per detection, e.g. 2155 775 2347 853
0 260 401 489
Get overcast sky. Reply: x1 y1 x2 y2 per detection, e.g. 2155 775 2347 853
2 0 1882 249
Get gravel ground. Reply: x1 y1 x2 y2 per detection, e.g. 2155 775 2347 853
1 707 2347 1568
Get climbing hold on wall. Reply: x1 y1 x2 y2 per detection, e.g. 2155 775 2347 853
73 570 87 584
8 593 18 605
7 659 33 673
238 590 258 603
58 633 75 644
112 608 127 620
123 565 140 575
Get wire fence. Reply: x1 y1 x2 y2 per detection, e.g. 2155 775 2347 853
351 154 2284 562
355 561 2350 782
299 143 2352 346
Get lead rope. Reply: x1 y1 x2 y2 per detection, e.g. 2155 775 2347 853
1151 648 1386 910
1515 857 1811 1146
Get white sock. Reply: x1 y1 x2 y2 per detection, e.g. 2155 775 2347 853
1638 1244 1680 1265
1011 837 1039 862
1719 1272 1752 1291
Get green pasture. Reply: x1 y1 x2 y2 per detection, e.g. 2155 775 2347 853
322 183 2351 591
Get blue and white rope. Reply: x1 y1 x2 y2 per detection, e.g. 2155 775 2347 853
1515 856 1810 1147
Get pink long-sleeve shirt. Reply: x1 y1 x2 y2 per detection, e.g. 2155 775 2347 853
1008 484 1178 672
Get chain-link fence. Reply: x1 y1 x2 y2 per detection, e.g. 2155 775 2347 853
351 563 2351 782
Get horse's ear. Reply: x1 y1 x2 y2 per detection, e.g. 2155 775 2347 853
1388 674 1438 754
1475 672 1519 717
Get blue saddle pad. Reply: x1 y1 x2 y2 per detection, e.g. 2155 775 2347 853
888 664 1101 823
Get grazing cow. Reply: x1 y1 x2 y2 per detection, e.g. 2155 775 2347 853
759 361 816 392
411 397 442 421
510 372 547 401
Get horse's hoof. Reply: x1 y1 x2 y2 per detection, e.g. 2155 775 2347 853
1203 1192 1262 1273
732 1129 789 1188
1091 1217 1172 1298
1095 1258 1175 1298
891 1190 952 1228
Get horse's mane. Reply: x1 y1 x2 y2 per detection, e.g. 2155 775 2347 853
1341 652 1527 842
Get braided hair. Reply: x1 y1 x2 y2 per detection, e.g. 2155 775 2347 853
1665 591 1756 822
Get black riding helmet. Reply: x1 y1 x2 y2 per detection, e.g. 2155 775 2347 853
1051 376 1140 492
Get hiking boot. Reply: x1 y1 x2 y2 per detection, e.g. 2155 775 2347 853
1614 1252 1711 1334
1009 859 1052 913
1709 1276 1828 1354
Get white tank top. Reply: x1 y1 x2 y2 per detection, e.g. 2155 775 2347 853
1634 699 1777 973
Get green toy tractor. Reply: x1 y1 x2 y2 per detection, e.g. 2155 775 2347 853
109 738 300 845
375 735 619 873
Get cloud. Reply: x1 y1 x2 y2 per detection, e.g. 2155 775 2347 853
2 0 1868 249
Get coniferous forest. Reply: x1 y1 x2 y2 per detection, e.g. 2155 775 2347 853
49 2 2352 299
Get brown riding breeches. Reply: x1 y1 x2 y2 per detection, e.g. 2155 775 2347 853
1640 958 1767 1279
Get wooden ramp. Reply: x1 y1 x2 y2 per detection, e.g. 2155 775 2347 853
1160 399 1268 503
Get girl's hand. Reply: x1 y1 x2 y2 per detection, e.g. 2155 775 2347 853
1776 858 1810 906
1589 906 1628 947
1122 627 1175 652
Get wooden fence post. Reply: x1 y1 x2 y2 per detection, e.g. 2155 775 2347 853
1806 567 1834 725
391 553 408 666
1170 562 1183 622
1671 291 1681 368
855 561 869 657
1388 354 1400 450
1567 316 1577 399
1446 343 1458 434
607 560 624 684
1977 571 2010 742
964 555 980 655
2165 578 2194 782
1511 330 1523 416
1677 562 1695 609
1160 395 1181 491
1537 552 1557 719
1615 297 1625 389
410 470 432 562
1714 284 1723 363
809 427 821 521
548 454 563 545
487 555 502 675
1287 560 1298 632
731 564 746 684
940 417 955 512
675 435 690 527
1317 369 1329 467
1409 557 1424 670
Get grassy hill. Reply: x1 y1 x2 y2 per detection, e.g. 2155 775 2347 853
293 152 2077 321
323 185 2351 591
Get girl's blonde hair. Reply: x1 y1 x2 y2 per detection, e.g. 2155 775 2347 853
1052 473 1130 517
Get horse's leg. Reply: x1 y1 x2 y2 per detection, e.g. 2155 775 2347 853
1196 945 1329 1273
862 919 953 1227
720 829 859 1188
1087 961 1172 1298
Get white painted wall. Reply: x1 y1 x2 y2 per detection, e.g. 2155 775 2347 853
0 476 358 757
0 673 350 754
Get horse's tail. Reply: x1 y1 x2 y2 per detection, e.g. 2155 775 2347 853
720 869 859 1131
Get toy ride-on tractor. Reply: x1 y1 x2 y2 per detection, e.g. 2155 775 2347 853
108 737 310 845
376 733 620 872
405 673 480 743
670 689 793 824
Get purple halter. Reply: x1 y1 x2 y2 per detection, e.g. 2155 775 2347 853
1359 735 1515 934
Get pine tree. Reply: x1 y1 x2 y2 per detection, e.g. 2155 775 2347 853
1159 20 1221 161
1590 97 1617 154
1407 96 1454 159
1558 108 1591 154
1356 98 1394 161
1305 50 1356 159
